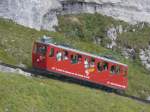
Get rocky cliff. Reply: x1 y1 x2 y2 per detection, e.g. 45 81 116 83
1 0 150 31
0 0 61 31
61 0 150 24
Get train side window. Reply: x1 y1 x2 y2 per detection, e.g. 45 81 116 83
71 54 78 64
90 58 95 67
103 62 108 70
110 65 115 74
62 51 68 60
116 66 120 74
110 65 120 75
56 51 62 61
49 48 54 57
78 54 82 63
84 58 89 68
97 62 103 72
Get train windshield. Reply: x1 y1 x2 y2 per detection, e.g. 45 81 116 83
35 44 47 56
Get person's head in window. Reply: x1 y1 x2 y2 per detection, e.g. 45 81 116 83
90 58 95 67
39 46 46 56
97 62 103 72
56 51 62 61
84 58 88 63
84 58 89 68
71 54 78 64
111 65 115 74
78 55 82 62
103 62 108 70
63 51 68 60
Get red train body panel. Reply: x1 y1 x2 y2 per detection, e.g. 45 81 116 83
32 37 128 90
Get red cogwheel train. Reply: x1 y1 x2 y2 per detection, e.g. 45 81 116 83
32 36 128 90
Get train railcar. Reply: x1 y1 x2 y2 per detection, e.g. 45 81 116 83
32 36 128 90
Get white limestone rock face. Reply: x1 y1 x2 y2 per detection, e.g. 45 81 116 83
96 0 150 24
2 0 150 31
139 46 150 71
106 25 123 49
0 0 61 31
106 26 118 49
122 48 136 60
61 0 150 24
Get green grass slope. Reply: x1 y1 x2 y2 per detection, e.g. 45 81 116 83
58 14 127 47
0 14 150 101
58 14 150 50
0 72 150 112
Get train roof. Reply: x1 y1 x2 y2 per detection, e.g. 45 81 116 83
37 41 128 67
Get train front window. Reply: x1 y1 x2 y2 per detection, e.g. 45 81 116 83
37 45 47 56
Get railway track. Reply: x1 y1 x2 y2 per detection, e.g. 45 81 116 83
0 62 150 104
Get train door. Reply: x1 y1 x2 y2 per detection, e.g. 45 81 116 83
32 42 47 69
